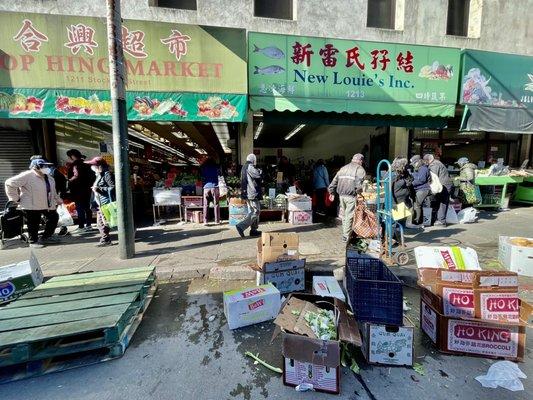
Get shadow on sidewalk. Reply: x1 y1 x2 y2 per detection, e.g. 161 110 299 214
136 228 224 246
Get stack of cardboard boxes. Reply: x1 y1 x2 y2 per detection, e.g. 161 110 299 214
0 253 43 304
416 246 530 361
255 233 306 294
287 194 313 225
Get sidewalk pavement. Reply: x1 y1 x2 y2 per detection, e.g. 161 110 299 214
1 207 532 298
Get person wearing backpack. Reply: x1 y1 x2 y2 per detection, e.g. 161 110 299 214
424 154 452 226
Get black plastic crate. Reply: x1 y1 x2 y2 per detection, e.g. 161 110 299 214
346 255 403 325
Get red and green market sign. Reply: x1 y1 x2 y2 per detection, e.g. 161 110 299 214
0 12 247 122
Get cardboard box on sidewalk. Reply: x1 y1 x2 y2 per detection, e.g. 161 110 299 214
312 276 345 302
498 236 533 277
274 293 361 394
288 210 313 225
256 259 305 294
420 287 530 361
223 284 281 330
0 253 43 304
287 194 312 212
257 232 299 267
360 318 414 366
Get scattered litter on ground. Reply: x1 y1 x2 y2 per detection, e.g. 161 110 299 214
244 352 282 374
413 363 426 376
208 315 216 322
295 383 314 392
475 361 526 391
403 300 411 311
291 310 301 316
411 375 420 383
350 360 360 375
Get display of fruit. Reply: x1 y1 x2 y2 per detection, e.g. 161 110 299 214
55 94 111 115
133 96 188 117
197 96 238 119
0 92 44 114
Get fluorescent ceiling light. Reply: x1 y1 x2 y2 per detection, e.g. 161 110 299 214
128 127 186 159
284 124 306 141
185 140 195 147
254 122 264 140
195 148 208 155
172 130 188 139
148 159 162 164
211 122 232 154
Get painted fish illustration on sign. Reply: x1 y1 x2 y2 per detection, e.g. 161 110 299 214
254 65 285 75
253 44 285 59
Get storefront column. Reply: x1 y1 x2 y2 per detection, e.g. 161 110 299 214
238 111 254 165
519 134 532 164
389 127 409 160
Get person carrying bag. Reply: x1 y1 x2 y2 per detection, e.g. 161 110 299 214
352 195 379 239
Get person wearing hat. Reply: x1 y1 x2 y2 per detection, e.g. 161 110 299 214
424 154 452 226
66 149 95 233
236 154 263 238
409 155 431 227
86 157 115 246
5 158 62 248
328 153 366 242
454 157 479 206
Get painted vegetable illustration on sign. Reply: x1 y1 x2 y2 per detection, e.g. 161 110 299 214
55 94 111 115
133 96 188 117
254 65 285 75
525 74 533 92
419 61 454 80
197 96 238 119
253 44 285 59
0 92 44 114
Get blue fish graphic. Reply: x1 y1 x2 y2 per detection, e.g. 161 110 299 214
253 44 285 59
254 65 285 75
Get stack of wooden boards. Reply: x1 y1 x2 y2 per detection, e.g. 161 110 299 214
0 266 157 383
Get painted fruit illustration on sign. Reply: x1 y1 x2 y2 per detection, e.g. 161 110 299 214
133 96 188 117
253 44 285 59
419 61 454 80
0 92 44 114
254 65 285 75
197 96 238 119
55 94 112 116
525 74 533 92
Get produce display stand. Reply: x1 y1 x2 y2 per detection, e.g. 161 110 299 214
474 176 523 209
513 175 533 205
260 198 288 222
152 188 183 225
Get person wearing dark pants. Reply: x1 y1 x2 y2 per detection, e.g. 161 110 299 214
236 154 262 238
409 155 431 228
201 158 221 225
24 210 59 245
313 159 329 216
66 149 95 233
85 157 115 247
203 187 220 225
424 154 452 226
5 158 62 248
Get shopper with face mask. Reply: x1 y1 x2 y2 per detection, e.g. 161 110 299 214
85 157 115 247
409 155 431 228
66 149 95 233
5 158 62 248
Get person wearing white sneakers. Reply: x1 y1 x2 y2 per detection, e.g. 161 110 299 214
5 158 62 248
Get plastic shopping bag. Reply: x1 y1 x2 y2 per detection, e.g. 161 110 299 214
100 202 118 228
457 207 478 224
475 361 526 391
57 204 74 227
445 206 459 224
392 202 412 221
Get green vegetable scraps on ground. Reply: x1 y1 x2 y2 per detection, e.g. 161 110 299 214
291 310 301 316
304 309 336 340
350 360 360 374
245 352 282 374
413 363 426 376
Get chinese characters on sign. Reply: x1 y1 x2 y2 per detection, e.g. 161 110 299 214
122 26 148 59
13 19 48 52
64 24 98 55
290 42 414 72
161 30 191 61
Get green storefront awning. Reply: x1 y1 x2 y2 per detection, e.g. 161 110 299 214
0 12 247 122
248 32 461 118
459 50 533 134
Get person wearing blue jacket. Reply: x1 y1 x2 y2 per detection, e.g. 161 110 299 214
409 155 431 227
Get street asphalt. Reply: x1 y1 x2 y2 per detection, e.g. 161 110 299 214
0 278 531 400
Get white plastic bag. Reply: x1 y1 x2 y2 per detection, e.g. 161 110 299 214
422 207 432 227
218 175 228 197
445 206 459 224
475 361 526 391
429 171 443 194
57 204 74 227
457 207 478 224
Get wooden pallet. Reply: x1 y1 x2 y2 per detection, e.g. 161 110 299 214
0 267 157 383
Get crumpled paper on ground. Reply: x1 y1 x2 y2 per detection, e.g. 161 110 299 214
475 361 526 391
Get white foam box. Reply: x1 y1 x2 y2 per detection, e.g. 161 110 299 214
256 259 305 294
360 319 414 366
287 195 312 211
312 276 345 302
414 246 481 270
0 253 43 304
498 236 533 277
223 284 281 330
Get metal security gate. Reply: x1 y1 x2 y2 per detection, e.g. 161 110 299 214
0 131 36 208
